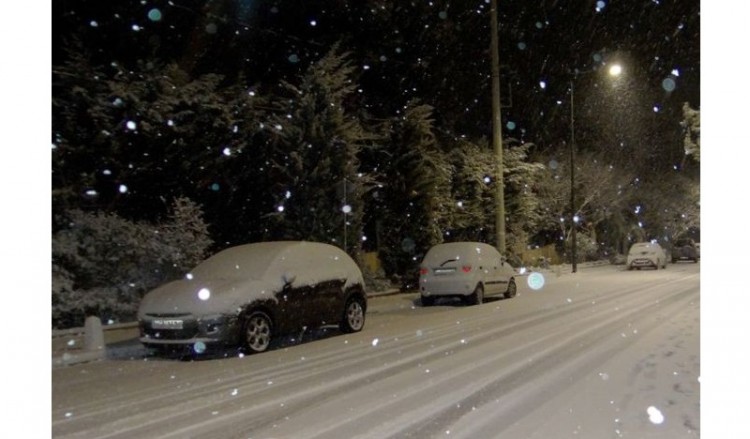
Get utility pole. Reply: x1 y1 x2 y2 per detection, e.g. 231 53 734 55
569 79 578 273
490 0 506 255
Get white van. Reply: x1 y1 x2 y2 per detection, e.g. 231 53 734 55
419 242 517 306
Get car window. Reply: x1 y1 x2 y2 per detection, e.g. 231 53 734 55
189 244 278 280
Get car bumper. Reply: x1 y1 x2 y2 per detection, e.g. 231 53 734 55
628 258 657 268
139 313 241 347
419 278 475 297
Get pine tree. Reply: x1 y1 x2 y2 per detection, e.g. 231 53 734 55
444 139 496 242
682 102 700 163
377 100 452 280
261 46 372 258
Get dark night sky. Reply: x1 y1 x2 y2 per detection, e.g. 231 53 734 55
49 0 701 165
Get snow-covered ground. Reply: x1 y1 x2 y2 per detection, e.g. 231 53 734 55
51 263 699 438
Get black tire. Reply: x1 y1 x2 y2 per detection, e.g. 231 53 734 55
242 311 273 354
467 284 484 306
421 295 435 307
505 277 517 298
339 296 366 333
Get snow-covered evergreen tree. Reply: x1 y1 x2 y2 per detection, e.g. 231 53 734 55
502 140 547 258
444 139 495 243
682 102 700 162
376 101 452 281
262 46 373 259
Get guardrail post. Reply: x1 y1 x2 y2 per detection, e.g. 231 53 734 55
84 316 105 352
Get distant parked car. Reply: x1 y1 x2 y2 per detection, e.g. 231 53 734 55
138 241 367 355
672 238 699 263
419 242 516 306
627 242 667 270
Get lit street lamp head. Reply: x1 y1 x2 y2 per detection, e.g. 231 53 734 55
608 63 623 77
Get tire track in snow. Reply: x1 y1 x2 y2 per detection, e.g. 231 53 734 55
52 270 698 438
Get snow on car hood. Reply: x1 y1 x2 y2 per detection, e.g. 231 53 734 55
137 277 278 317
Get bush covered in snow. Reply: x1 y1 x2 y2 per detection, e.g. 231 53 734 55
52 197 212 329
562 231 600 263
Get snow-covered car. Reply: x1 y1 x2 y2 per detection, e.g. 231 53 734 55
671 238 699 263
138 241 367 355
626 242 667 270
419 242 516 306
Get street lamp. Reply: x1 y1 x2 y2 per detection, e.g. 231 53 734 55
569 63 622 273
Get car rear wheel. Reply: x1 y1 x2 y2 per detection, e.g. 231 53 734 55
505 278 517 298
242 311 273 354
466 284 484 306
340 296 365 333
421 295 435 307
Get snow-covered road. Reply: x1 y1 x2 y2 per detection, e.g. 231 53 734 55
52 263 699 438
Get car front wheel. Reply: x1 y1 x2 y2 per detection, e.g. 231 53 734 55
340 296 366 333
242 311 273 354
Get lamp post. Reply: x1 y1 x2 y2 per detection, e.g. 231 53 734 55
490 0 505 254
569 64 622 273
569 78 577 273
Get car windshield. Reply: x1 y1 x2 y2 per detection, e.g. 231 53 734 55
629 243 655 254
424 243 486 265
189 244 277 280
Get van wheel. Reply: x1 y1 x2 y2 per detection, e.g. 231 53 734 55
421 295 435 307
466 284 484 306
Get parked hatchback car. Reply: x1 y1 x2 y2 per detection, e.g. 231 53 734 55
671 238 700 263
419 242 516 306
138 241 367 355
627 242 667 270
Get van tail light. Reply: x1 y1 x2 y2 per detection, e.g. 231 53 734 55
461 265 472 273
419 267 429 275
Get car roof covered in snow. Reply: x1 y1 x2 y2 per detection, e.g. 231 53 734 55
190 241 363 287
628 242 662 251
422 242 501 265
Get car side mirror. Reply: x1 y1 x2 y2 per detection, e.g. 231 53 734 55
282 272 296 287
